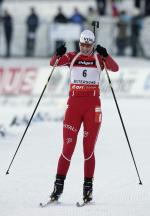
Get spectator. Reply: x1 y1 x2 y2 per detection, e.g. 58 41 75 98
0 0 4 5
116 10 130 56
95 0 106 16
130 7 144 57
86 6 98 30
134 0 150 16
26 7 39 57
3 9 13 57
53 6 68 23
69 7 86 51
0 0 4 14
145 0 150 16
134 0 141 8
85 7 99 42
53 7 68 49
69 7 86 24
111 0 120 17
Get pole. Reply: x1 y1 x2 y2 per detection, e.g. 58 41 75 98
103 62 142 185
6 58 60 175
92 20 142 185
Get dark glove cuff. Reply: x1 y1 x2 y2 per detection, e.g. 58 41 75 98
103 52 108 57
56 46 66 57
96 45 108 57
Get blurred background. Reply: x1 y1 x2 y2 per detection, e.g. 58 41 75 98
0 0 150 136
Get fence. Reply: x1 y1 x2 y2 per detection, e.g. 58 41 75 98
1 17 150 58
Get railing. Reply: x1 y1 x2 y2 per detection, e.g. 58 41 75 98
0 19 150 58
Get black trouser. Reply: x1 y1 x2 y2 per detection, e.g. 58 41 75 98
26 32 36 57
145 0 150 16
5 32 12 57
134 0 141 8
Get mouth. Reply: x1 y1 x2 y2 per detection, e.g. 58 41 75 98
80 48 93 55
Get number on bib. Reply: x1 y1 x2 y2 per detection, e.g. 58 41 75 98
83 69 87 77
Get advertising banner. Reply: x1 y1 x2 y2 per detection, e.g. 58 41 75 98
0 58 150 97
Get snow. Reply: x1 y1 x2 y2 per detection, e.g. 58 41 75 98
0 98 150 216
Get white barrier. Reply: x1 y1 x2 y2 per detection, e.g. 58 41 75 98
101 66 150 97
0 57 150 97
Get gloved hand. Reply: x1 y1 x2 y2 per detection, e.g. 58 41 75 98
56 44 67 57
96 45 108 57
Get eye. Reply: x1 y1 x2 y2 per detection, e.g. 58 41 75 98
80 43 92 48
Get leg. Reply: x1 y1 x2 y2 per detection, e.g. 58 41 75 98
131 35 138 57
5 34 11 57
30 38 35 57
28 38 34 57
57 102 82 176
26 36 30 56
50 100 82 200
82 102 102 202
83 105 102 178
6 39 9 57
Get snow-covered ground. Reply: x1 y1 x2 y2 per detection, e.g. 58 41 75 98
0 97 149 216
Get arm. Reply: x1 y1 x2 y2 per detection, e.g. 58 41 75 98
50 52 77 66
50 44 67 66
96 45 119 72
50 53 72 66
104 55 119 72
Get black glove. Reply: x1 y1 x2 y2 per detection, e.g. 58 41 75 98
96 45 108 57
56 44 67 57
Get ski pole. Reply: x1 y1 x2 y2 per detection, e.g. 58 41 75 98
6 58 60 175
92 20 142 185
103 61 142 185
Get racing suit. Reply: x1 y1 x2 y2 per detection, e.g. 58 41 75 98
50 51 119 178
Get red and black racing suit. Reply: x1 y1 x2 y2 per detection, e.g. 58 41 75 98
50 51 119 178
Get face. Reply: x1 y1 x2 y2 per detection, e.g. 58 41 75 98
79 42 94 55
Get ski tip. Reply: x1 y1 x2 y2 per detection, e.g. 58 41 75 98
76 200 94 207
39 200 59 208
76 202 86 207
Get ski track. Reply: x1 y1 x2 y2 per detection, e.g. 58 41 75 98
0 98 150 216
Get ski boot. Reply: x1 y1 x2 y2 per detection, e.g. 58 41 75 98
50 174 66 202
83 177 93 203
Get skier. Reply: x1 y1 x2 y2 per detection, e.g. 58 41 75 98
49 29 119 204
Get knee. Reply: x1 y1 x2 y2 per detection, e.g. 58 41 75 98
62 144 75 161
84 150 95 161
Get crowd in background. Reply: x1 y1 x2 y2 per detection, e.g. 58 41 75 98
116 7 144 57
0 0 149 58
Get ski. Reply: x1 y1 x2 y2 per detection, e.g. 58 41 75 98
76 201 92 207
40 199 92 208
39 200 59 208
76 201 86 207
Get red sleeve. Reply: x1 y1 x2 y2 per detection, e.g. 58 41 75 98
105 55 119 72
97 54 119 72
50 52 77 66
